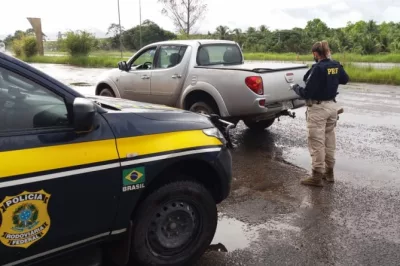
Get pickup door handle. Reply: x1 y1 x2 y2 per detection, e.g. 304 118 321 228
172 74 182 79
141 75 150 79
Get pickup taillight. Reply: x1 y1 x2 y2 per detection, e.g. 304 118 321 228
245 76 264 95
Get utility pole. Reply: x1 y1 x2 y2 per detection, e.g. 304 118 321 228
139 0 142 48
117 0 123 58
27 18 44 56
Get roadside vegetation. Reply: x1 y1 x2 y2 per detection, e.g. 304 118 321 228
3 18 400 60
2 16 400 85
20 55 126 68
244 52 400 63
38 50 400 64
343 64 400 85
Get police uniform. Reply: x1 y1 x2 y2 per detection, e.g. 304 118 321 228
292 59 349 186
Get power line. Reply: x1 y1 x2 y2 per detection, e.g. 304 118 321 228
117 0 123 58
139 0 142 48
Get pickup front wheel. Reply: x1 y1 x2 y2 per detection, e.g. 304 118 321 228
130 180 217 266
99 87 115 97
244 118 275 131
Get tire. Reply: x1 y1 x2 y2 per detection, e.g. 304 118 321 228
189 101 218 115
98 87 115 97
130 181 217 266
243 118 275 131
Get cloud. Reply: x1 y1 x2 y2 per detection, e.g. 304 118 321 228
282 0 400 28
1 0 400 37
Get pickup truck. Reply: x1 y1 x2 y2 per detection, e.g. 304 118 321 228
95 40 309 130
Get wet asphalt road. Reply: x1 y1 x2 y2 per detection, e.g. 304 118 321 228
32 64 400 266
197 83 400 266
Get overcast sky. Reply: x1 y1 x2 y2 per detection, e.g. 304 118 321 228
1 0 400 39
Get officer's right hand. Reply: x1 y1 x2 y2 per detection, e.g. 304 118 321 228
289 83 299 90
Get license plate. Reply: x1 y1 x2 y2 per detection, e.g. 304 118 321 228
282 101 294 110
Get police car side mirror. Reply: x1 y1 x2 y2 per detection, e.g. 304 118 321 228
73 97 96 132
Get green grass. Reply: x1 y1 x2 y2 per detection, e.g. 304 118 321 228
22 55 128 68
18 55 400 85
43 50 400 63
243 52 400 63
45 50 134 58
343 63 400 85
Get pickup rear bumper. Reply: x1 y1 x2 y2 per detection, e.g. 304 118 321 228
225 97 305 121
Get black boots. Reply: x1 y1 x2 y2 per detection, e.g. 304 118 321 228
323 167 334 182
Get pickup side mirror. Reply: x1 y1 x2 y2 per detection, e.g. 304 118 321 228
118 61 128 71
73 97 96 132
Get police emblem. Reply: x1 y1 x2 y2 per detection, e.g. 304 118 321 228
0 190 51 248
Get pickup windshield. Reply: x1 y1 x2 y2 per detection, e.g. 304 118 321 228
197 44 242 66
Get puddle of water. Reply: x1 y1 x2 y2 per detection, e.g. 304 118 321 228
283 146 400 188
211 214 301 252
211 215 257 251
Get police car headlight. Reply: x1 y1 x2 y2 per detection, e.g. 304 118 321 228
203 127 227 145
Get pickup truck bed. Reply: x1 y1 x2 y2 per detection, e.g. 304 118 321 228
195 62 309 104
195 62 307 72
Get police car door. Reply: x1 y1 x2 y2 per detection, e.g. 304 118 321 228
0 64 120 265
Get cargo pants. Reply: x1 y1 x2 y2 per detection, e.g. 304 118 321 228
306 100 338 174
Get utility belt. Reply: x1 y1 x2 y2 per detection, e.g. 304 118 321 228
306 98 336 107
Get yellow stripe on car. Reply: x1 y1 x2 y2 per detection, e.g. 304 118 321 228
0 139 119 178
116 130 222 157
0 130 222 179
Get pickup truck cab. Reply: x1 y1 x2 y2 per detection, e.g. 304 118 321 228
95 40 309 130
0 51 232 266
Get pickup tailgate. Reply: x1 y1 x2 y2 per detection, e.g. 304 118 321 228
252 63 309 104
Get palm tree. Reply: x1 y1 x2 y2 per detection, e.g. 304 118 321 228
232 28 244 47
259 25 268 33
246 27 256 34
365 20 378 35
215 26 230 40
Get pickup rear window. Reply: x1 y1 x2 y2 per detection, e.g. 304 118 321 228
197 44 242 66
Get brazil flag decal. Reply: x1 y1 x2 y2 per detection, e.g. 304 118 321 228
122 167 146 192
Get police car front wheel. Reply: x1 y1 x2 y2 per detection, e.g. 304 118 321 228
130 180 217 266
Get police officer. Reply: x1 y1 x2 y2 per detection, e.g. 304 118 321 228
290 40 349 187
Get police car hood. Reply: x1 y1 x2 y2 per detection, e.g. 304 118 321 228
87 95 213 125
87 95 180 113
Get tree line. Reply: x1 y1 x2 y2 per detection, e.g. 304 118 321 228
2 5 400 56
105 18 400 55
154 0 400 54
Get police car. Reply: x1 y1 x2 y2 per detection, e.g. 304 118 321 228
0 52 233 266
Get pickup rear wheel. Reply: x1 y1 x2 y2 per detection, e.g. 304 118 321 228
130 180 217 266
189 101 218 115
244 118 275 131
